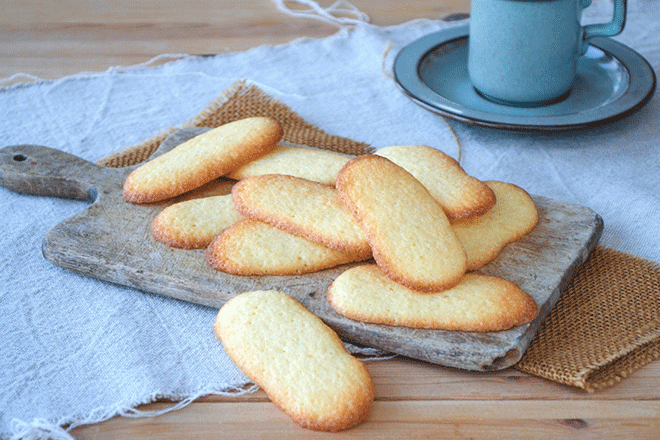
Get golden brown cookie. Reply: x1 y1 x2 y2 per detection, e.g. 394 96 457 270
327 264 538 332
206 219 365 275
151 195 244 249
375 145 496 220
452 181 539 270
336 155 467 292
215 290 374 432
123 117 282 203
231 174 371 259
228 144 352 186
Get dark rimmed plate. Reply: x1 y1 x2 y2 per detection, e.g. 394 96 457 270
394 25 656 131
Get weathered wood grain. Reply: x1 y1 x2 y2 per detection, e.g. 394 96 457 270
0 130 603 371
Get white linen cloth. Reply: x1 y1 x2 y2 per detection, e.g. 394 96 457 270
1 1 658 438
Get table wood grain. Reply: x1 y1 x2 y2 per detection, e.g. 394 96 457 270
4 1 659 438
1 0 467 83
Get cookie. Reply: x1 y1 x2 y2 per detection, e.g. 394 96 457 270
123 117 283 203
231 174 371 258
228 144 352 186
375 145 496 220
151 194 244 249
206 219 364 275
336 155 467 292
327 264 538 332
214 290 374 432
452 181 539 270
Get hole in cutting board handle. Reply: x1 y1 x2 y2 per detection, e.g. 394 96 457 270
1 145 101 202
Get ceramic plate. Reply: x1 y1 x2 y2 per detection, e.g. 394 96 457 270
394 25 656 131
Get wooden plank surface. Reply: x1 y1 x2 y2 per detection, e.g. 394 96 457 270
4 0 660 438
0 130 602 371
71 357 660 439
1 0 468 83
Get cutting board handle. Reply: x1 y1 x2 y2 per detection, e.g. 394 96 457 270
0 144 116 201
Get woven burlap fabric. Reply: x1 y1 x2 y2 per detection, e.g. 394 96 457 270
516 246 660 391
99 81 660 392
98 80 373 168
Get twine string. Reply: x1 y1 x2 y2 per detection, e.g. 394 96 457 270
271 0 370 27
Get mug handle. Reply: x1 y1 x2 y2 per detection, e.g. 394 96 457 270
581 0 627 53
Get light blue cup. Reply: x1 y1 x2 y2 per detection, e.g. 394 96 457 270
468 0 627 107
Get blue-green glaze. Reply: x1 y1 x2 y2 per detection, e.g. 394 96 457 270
468 0 626 107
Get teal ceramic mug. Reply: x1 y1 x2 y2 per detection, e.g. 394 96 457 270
468 0 627 107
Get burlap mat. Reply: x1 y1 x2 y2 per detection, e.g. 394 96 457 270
98 80 373 168
98 80 660 392
516 246 660 391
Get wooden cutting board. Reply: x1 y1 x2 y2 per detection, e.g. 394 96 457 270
0 128 603 371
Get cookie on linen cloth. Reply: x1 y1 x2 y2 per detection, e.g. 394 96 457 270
336 155 467 292
123 117 283 203
452 181 539 271
151 194 244 249
375 145 496 220
206 219 365 275
228 145 352 186
232 174 371 259
327 264 538 332
214 290 374 432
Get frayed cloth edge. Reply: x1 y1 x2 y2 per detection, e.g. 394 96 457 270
7 383 259 440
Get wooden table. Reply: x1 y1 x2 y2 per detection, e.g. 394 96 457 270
4 1 659 438
2 0 467 82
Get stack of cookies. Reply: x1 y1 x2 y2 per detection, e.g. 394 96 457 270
123 117 540 431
